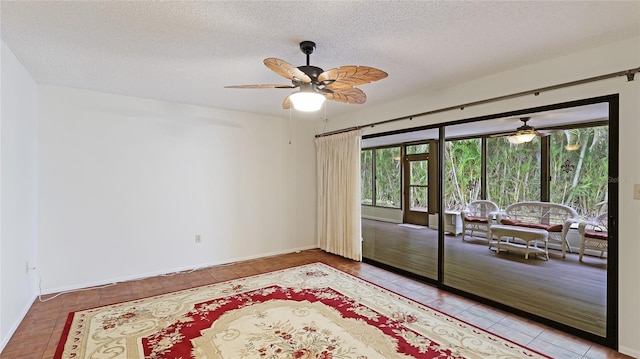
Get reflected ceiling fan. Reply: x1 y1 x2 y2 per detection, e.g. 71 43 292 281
225 41 388 112
496 117 552 144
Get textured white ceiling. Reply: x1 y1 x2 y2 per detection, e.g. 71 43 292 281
2 1 639 118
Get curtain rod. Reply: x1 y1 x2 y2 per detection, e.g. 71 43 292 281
315 65 639 138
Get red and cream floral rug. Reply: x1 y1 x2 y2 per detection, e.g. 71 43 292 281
55 263 548 358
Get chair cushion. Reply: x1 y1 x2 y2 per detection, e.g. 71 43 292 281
501 218 562 232
526 223 563 232
525 222 548 230
585 231 608 240
501 218 520 225
547 224 563 232
465 216 488 223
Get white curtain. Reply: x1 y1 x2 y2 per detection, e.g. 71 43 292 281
315 129 362 261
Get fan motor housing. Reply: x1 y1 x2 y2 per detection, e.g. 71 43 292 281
298 65 324 80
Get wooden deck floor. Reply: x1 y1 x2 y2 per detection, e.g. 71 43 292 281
362 218 608 337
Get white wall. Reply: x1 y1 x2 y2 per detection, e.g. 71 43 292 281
290 117 320 247
36 86 317 293
0 41 39 350
327 36 640 357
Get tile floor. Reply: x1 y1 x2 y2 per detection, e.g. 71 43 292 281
0 249 632 359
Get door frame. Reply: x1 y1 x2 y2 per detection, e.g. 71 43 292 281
402 153 430 225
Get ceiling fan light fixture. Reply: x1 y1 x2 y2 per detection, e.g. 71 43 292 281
507 135 524 144
507 130 536 144
514 130 536 143
510 117 537 143
289 91 326 112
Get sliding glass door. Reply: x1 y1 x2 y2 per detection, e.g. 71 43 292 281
441 101 613 342
361 96 618 347
361 137 439 280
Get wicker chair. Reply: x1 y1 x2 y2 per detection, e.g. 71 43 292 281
578 213 608 261
461 200 500 241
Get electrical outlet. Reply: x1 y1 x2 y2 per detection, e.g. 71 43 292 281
634 184 640 200
195 234 201 243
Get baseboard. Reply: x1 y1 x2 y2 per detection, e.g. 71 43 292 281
0 293 37 353
619 345 639 359
362 215 402 224
40 245 319 295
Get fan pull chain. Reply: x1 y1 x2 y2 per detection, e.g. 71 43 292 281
288 107 292 145
321 103 328 133
324 101 326 120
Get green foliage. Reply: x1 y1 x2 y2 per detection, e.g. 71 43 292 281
444 125 607 219
363 125 608 220
375 147 401 208
406 143 429 155
485 137 541 210
361 150 373 204
408 159 428 210
549 126 608 219
444 139 482 210
361 147 401 208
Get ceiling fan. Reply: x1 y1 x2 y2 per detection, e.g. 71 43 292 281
225 41 388 112
495 117 552 144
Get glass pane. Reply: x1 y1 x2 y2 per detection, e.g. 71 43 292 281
446 118 609 339
360 150 373 205
444 139 482 211
409 186 428 212
550 126 608 219
410 160 428 186
486 137 541 209
406 143 429 155
409 159 428 211
375 147 401 208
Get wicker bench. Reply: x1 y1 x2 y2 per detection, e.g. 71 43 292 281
490 201 579 258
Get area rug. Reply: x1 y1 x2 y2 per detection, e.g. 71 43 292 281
54 263 548 358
